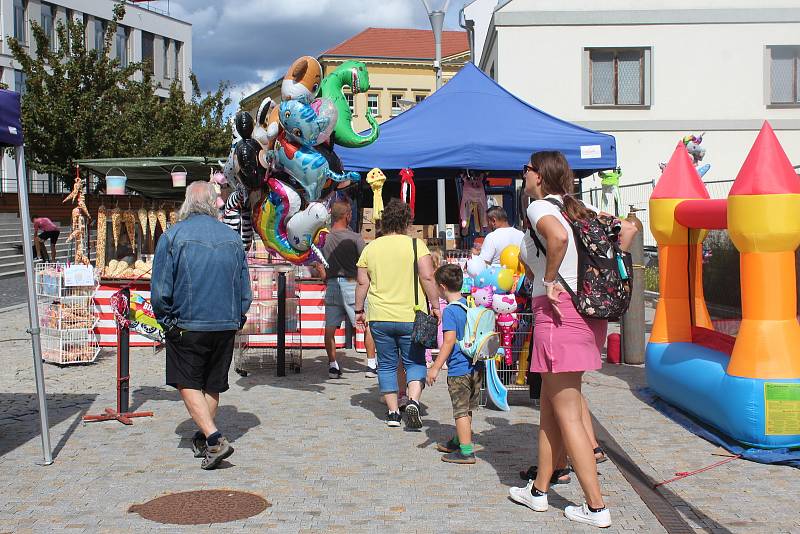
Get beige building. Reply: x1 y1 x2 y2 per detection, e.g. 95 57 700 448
241 27 468 132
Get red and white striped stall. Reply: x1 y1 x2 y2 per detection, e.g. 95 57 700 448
94 279 363 349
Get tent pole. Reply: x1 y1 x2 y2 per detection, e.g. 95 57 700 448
15 146 53 466
426 6 448 251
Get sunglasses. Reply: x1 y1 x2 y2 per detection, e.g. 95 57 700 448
523 164 537 174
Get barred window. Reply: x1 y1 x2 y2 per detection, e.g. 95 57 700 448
769 46 800 104
587 48 650 106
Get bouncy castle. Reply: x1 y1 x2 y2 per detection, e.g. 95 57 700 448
646 122 800 449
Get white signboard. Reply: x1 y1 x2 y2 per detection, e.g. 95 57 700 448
64 265 95 287
580 145 602 159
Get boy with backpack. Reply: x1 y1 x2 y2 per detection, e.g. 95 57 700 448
427 264 497 464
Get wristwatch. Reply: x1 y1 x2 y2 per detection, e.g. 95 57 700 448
354 309 365 314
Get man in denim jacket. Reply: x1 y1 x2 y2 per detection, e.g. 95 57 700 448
152 181 252 470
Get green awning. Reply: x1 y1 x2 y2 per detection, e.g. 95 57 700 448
75 156 223 200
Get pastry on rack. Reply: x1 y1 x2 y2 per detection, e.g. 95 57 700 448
96 206 107 273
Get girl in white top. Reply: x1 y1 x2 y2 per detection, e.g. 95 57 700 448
509 151 637 529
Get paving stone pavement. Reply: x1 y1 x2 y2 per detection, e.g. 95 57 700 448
1 305 798 533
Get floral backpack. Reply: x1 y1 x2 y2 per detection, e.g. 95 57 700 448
529 197 633 321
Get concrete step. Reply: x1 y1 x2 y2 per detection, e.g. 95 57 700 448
0 269 26 280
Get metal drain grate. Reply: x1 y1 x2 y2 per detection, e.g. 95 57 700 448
129 490 270 525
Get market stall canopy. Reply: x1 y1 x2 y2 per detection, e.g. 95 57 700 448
337 63 617 177
75 157 220 200
0 90 23 147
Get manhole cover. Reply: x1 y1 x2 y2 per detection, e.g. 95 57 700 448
128 490 270 525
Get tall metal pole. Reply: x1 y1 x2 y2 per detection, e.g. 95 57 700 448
423 0 450 248
16 146 53 465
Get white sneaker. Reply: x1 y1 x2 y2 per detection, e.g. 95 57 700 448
565 503 611 528
508 479 548 512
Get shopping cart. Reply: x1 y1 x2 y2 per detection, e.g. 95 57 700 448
480 312 533 407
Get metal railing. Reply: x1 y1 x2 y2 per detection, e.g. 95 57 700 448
579 178 735 247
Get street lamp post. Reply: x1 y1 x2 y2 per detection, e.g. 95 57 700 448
422 0 450 248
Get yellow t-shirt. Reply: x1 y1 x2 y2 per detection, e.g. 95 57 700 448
356 235 430 323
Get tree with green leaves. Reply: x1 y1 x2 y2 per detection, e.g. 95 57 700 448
7 2 230 187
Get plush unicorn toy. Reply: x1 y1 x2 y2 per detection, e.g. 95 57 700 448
492 293 518 365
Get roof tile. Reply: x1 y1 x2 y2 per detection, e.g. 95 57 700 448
323 27 468 60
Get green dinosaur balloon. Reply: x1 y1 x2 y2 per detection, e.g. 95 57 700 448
320 60 379 148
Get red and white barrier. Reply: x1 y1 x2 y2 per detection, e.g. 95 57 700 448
94 280 352 349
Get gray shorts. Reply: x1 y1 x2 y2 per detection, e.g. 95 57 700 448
325 278 365 328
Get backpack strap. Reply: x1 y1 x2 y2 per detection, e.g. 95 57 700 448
450 301 470 312
527 228 579 304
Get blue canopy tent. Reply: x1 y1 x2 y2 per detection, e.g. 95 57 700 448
338 63 617 175
0 89 53 465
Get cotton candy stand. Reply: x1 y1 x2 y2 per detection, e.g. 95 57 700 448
1 89 53 465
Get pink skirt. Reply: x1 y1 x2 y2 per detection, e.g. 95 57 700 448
530 294 607 373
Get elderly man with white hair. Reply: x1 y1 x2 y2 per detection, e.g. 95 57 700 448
152 181 252 470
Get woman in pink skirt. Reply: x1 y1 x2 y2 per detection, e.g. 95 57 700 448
509 151 636 529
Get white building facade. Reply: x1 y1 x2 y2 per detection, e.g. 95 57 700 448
0 0 192 192
470 0 800 195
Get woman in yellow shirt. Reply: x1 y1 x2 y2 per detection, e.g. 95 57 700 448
355 199 441 429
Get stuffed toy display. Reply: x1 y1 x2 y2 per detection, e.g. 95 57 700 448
459 170 488 235
598 167 622 215
367 168 387 220
493 293 518 365
399 168 416 218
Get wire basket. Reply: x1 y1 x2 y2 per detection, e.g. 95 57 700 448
40 327 99 365
234 332 303 374
493 312 534 391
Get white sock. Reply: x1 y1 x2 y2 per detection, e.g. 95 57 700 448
367 358 376 368
330 361 339 370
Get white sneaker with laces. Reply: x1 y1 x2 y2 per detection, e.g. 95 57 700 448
565 503 611 528
508 479 548 512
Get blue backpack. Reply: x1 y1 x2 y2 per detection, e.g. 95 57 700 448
451 301 500 363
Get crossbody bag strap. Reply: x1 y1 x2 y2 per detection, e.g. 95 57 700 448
412 237 420 310
410 237 431 313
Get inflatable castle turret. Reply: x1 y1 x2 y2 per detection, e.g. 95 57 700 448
649 142 713 344
646 122 800 449
727 123 800 379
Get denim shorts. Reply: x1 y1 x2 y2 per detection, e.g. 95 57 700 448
325 278 358 328
369 321 427 394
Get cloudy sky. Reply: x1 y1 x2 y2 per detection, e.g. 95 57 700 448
167 0 464 107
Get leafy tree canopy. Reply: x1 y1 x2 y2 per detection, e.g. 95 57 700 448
7 2 231 186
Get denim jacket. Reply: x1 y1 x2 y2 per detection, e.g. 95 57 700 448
151 214 252 331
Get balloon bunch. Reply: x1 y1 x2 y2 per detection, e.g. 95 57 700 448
466 245 525 364
225 56 379 265
683 132 710 177
659 132 710 178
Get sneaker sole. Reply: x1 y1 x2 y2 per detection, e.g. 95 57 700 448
441 456 476 464
201 445 234 470
365 373 377 378
386 421 401 428
564 509 611 528
436 445 458 453
329 373 342 379
404 404 422 429
508 491 548 512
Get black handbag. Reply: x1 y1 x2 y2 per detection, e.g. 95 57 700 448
410 238 439 349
